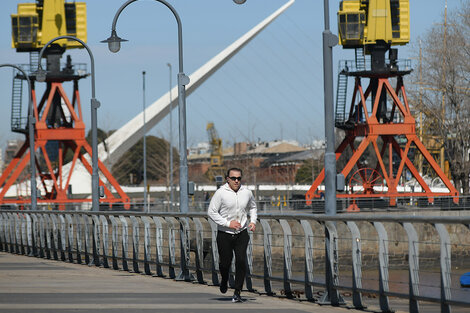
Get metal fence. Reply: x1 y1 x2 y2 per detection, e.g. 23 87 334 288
5 195 470 214
0 209 469 312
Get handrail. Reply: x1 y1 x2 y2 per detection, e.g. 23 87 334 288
1 210 469 312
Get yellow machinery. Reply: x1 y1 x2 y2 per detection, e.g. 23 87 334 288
11 0 87 52
206 122 224 180
338 0 409 52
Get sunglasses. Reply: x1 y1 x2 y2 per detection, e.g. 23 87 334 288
229 176 242 181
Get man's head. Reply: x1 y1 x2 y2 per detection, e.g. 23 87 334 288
226 167 243 192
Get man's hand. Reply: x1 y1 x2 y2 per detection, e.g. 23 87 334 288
229 220 242 230
248 222 256 231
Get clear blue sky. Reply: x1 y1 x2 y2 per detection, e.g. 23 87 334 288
0 0 459 152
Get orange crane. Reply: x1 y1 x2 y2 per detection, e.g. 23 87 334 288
0 1 129 210
306 0 458 207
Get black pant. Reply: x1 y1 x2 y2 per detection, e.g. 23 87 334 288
217 229 249 292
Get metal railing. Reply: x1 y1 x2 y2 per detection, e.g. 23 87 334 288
4 195 470 214
15 62 88 77
338 58 413 73
0 210 469 312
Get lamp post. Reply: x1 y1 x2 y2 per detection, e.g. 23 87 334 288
167 62 174 211
236 0 340 304
321 0 337 216
142 71 148 212
320 0 342 306
0 64 36 210
103 0 191 281
102 0 190 215
37 35 101 212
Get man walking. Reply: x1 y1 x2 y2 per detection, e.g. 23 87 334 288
208 168 257 303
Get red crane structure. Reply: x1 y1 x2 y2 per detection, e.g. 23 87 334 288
0 1 129 210
306 0 458 207
306 62 459 207
0 52 130 210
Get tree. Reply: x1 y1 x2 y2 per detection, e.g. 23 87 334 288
111 136 179 186
86 128 111 152
295 158 323 184
407 3 470 194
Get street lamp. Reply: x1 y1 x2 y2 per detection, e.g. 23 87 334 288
37 35 101 212
321 0 337 216
102 0 190 214
167 62 174 211
0 64 36 210
103 0 191 281
235 0 340 304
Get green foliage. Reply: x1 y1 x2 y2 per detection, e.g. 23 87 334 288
86 128 111 152
295 159 323 184
111 136 179 185
295 161 313 184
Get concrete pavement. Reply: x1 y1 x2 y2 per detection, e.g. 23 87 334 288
0 252 380 313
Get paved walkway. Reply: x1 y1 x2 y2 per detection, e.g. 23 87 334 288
0 252 387 313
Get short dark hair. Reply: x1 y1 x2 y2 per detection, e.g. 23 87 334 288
226 167 242 178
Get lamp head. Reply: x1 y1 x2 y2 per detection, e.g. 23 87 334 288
233 0 246 4
36 67 47 82
101 30 128 53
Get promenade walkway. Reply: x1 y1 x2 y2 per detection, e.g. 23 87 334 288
0 252 387 313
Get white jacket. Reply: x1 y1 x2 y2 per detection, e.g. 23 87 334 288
207 183 257 234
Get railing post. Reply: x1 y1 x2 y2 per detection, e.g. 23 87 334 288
300 220 314 301
260 219 273 295
245 230 254 292
83 214 92 265
8 213 14 253
119 215 129 271
165 217 177 279
44 215 52 259
208 219 220 286
30 213 39 257
346 221 365 309
65 214 74 262
17 213 24 255
0 213 7 252
129 215 140 273
402 222 420 313
38 214 46 258
58 215 67 261
91 215 101 266
75 214 82 264
435 223 451 313
7 213 14 254
0 213 4 251
279 219 293 298
4 213 14 253
3 213 10 252
50 215 59 260
193 217 205 284
373 221 392 312
152 216 165 277
109 215 119 270
100 215 110 268
319 221 343 305
14 213 21 254
176 217 193 281
142 216 153 275
25 213 33 256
